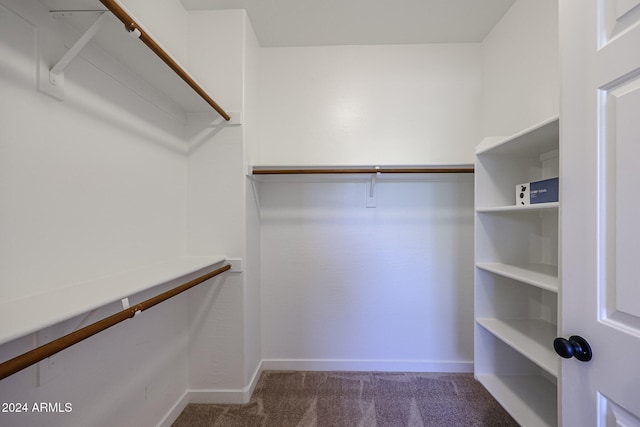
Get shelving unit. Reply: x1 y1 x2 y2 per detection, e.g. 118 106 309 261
474 116 560 426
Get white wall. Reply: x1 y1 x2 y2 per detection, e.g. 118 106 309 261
185 10 244 113
481 0 559 137
242 13 263 388
255 43 481 371
258 44 482 166
185 9 262 399
259 176 475 371
118 0 188 66
254 0 560 373
0 0 193 425
1 0 187 304
0 3 263 423
185 9 245 394
186 121 246 393
0 0 562 424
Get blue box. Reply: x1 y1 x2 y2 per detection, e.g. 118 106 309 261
516 177 559 205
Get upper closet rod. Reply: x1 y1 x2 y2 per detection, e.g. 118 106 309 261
0 263 231 381
98 0 231 121
252 167 475 175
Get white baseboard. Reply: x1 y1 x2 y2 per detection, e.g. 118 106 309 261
156 362 263 426
261 358 473 373
156 390 191 427
186 360 265 405
157 358 472 425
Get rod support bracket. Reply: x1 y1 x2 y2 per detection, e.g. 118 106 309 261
366 167 380 208
38 12 108 100
126 23 141 38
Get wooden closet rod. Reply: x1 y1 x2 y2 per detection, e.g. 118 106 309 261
0 263 231 381
98 0 231 121
252 167 475 175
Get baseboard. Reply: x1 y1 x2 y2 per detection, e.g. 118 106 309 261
261 358 474 373
157 358 472 425
156 362 263 426
156 390 191 427
187 360 265 405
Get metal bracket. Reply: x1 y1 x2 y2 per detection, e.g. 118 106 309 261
366 166 381 208
38 12 108 100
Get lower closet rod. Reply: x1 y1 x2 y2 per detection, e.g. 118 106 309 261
0 263 231 381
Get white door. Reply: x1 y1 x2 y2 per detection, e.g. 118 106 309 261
560 0 640 425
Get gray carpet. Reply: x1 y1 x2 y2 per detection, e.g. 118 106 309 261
172 371 518 427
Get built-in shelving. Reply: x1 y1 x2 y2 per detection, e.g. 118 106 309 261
474 116 560 426
475 117 559 157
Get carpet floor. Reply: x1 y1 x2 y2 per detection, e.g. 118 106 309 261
172 371 518 426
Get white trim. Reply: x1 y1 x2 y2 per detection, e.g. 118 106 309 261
261 358 473 373
188 389 248 405
183 360 265 405
155 358 472 425
156 362 263 426
245 360 265 398
156 390 190 427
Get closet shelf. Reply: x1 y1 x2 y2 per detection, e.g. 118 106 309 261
476 318 558 377
476 116 559 156
0 256 227 346
39 0 230 120
476 202 559 213
476 374 558 427
476 262 558 292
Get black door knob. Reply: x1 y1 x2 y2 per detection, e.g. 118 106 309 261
553 335 592 362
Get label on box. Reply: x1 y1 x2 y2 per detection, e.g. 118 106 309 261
516 177 558 205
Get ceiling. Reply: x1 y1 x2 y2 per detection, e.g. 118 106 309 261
179 0 516 47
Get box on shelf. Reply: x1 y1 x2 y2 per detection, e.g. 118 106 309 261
516 177 559 205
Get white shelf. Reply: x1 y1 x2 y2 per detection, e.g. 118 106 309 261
476 202 559 213
476 374 558 427
474 117 560 426
0 256 227 346
476 117 560 156
477 318 558 377
476 262 558 293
